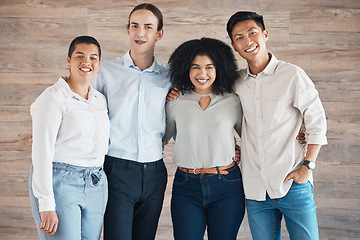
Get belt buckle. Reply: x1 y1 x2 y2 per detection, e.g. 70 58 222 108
192 168 198 175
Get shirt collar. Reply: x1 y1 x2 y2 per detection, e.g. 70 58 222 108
123 50 161 74
245 53 279 78
57 77 97 101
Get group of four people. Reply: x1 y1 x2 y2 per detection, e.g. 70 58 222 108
29 3 327 240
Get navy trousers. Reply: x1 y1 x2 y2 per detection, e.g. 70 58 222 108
103 155 167 240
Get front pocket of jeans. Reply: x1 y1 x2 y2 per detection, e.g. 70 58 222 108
173 171 187 185
221 167 242 183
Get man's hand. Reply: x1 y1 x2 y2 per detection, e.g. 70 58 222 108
284 165 311 183
235 144 241 163
297 132 306 145
166 88 179 102
28 136 33 150
39 211 58 235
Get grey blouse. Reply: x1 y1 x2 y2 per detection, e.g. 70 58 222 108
163 91 242 169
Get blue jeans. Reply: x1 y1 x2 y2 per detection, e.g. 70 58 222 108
246 181 319 240
103 156 168 240
171 164 245 240
29 162 108 240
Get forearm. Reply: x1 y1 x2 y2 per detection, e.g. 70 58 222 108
305 144 321 162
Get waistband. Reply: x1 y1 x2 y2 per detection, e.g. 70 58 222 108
105 155 164 169
178 162 236 175
53 162 102 172
53 162 104 185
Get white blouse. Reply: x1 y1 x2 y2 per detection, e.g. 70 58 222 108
31 77 110 211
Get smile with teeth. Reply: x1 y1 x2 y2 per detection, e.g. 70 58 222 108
135 40 146 44
79 67 92 72
197 78 209 84
245 46 257 53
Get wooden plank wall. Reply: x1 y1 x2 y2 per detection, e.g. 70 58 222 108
0 0 359 239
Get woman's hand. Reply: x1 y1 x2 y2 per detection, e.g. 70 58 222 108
39 211 59 235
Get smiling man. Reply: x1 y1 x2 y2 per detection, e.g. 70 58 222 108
91 3 171 240
227 11 328 240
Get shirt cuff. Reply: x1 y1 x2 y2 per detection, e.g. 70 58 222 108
38 197 56 212
307 135 328 145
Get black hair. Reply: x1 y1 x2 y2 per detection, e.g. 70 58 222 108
168 37 239 95
127 3 163 31
68 36 101 60
226 11 265 42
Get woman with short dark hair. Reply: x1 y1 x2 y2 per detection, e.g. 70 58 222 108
29 36 110 240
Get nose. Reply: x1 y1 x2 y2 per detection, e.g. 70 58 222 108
244 35 253 45
198 68 207 76
137 26 145 37
81 57 91 65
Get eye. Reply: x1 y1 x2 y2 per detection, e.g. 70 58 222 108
75 55 83 59
91 57 98 61
145 26 153 30
206 66 214 70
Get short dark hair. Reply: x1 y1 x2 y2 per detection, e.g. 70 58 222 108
226 11 265 42
68 36 101 60
127 3 163 31
168 38 239 95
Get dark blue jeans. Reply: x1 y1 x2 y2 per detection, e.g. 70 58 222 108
103 156 167 240
171 164 245 240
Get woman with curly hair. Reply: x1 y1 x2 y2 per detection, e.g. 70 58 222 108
163 37 245 239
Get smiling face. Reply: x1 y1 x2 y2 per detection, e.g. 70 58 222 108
67 43 100 83
127 9 163 57
231 19 269 65
189 55 216 95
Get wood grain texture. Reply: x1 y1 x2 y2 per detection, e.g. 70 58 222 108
0 0 359 239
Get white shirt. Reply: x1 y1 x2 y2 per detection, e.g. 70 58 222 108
163 91 242 169
92 51 171 162
234 54 327 201
31 77 110 211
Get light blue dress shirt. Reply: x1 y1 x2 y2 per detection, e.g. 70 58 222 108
92 51 171 163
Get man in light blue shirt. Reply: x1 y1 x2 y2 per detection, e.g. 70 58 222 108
93 51 170 163
91 3 171 240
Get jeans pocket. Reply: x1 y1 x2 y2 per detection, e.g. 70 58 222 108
173 170 188 185
104 162 118 186
293 180 311 185
221 165 242 183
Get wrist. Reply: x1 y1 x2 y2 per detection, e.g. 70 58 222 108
302 160 316 170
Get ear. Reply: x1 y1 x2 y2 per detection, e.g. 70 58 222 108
263 29 269 42
67 57 71 67
155 29 164 42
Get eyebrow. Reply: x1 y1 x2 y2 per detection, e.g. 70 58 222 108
191 63 215 66
130 22 154 27
74 51 99 57
234 27 257 37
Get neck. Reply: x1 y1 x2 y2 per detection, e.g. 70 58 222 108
66 77 90 100
130 50 155 71
193 88 214 95
248 52 271 75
